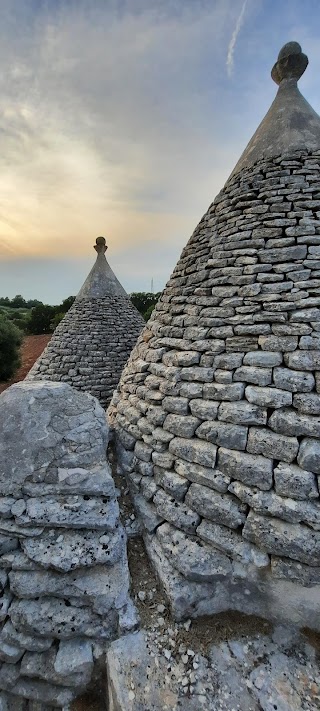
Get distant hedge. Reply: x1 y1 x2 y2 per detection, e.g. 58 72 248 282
0 317 23 381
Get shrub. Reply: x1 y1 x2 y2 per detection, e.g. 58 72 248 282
28 304 55 334
50 311 65 331
0 317 23 380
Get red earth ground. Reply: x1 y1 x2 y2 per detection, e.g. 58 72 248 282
0 334 51 394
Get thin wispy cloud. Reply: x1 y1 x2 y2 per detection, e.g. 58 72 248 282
0 0 319 302
226 0 248 77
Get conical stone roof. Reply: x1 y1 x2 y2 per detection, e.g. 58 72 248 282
28 237 144 408
110 43 320 628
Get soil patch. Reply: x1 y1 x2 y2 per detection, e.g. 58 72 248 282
0 333 51 393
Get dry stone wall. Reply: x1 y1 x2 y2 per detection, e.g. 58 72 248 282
110 150 320 627
27 295 144 409
0 381 136 708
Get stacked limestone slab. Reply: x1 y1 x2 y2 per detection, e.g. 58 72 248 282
27 237 144 408
109 43 320 627
0 381 136 708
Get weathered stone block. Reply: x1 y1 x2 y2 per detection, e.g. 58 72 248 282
162 396 189 415
0 663 75 706
218 401 267 426
293 393 320 414
259 245 307 263
271 556 320 586
154 469 189 501
214 353 244 369
258 335 298 351
153 489 200 534
163 414 200 437
9 557 129 615
269 408 320 437
0 621 52 653
245 385 292 408
0 382 108 497
20 647 90 688
169 437 217 467
185 483 247 529
203 382 245 401
134 441 152 462
196 420 248 450
229 481 320 529
197 520 269 567
243 511 320 565
133 494 163 532
162 351 200 367
16 496 119 531
247 427 299 462
180 367 214 382
10 597 118 639
174 459 230 492
243 351 283 367
218 448 273 490
297 438 320 474
274 462 318 500
21 527 125 572
234 366 272 385
285 350 320 371
179 382 203 398
273 367 315 392
156 523 232 582
189 399 219 420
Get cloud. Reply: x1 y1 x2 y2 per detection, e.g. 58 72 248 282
226 0 248 77
1 0 319 302
0 0 241 265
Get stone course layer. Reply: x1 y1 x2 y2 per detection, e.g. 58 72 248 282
0 381 136 708
109 149 320 627
28 294 144 409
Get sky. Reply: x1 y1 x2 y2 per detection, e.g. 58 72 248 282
0 0 320 303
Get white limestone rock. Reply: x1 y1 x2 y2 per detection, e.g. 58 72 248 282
169 437 217 467
9 556 130 615
20 647 91 688
274 462 318 500
0 381 108 497
297 437 320 474
156 522 232 581
217 448 273 490
0 621 52 653
174 459 230 492
247 427 299 462
197 519 269 567
243 511 320 564
0 663 75 706
185 483 247 529
10 597 118 640
229 481 320 529
153 489 200 534
16 496 119 530
21 527 125 571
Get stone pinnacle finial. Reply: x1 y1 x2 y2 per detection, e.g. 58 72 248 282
94 236 108 254
271 42 308 85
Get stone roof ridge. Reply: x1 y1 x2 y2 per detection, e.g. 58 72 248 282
76 236 127 300
230 41 320 178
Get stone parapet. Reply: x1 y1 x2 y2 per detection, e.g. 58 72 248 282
0 381 137 708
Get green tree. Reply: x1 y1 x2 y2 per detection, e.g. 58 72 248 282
0 317 22 380
130 292 161 317
28 304 55 334
143 303 156 321
59 295 76 311
10 294 26 308
50 311 65 331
